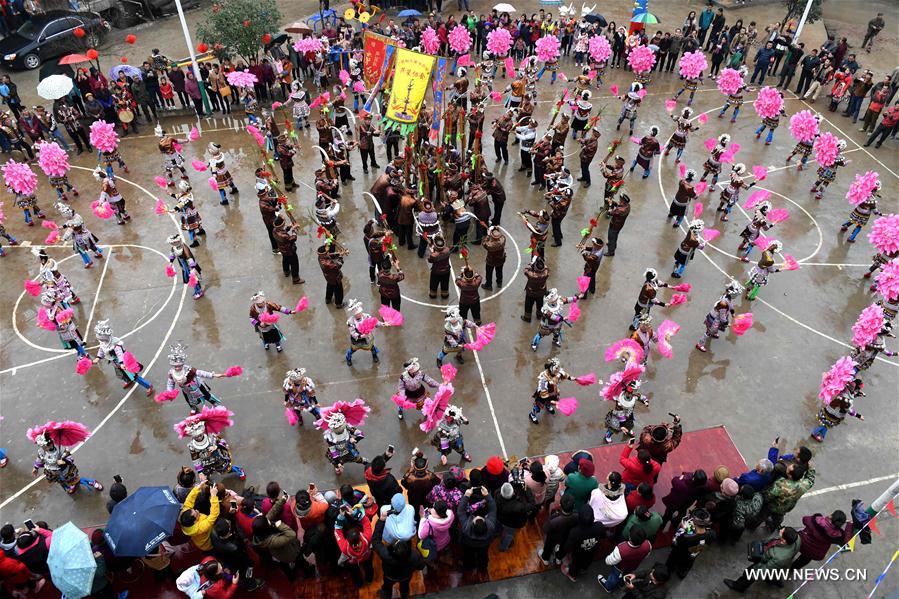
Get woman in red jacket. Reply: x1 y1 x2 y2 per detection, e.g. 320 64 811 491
198 557 240 599
334 515 374 587
619 440 662 492
0 552 44 596
791 510 852 569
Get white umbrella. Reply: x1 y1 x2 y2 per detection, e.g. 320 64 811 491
37 74 74 100
493 3 516 13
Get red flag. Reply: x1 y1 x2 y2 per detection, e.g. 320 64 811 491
868 517 881 535
887 499 897 518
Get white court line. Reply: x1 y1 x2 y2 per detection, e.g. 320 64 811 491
748 147 863 178
803 474 899 499
83 247 113 336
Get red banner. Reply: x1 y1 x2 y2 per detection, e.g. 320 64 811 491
363 31 393 88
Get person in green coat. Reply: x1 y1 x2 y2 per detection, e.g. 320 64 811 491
621 505 664 543
762 464 816 529
724 526 801 591
561 459 599 509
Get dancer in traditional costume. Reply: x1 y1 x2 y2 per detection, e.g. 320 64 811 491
282 368 322 427
35 251 79 306
529 358 574 424
744 241 782 301
206 142 239 205
345 299 384 366
695 281 743 352
58 206 103 268
179 409 245 480
811 379 864 443
30 424 102 494
851 321 896 371
98 145 128 178
92 319 154 395
667 169 698 227
165 343 225 414
39 288 87 357
630 314 657 364
716 163 756 221
630 268 670 330
840 183 882 243
432 405 471 465
320 402 371 475
13 187 44 225
700 134 729 187
671 219 706 278
664 107 699 163
155 125 188 187
754 99 787 145
171 180 204 247
531 288 577 351
395 357 439 420
604 380 644 443
717 67 751 122
810 140 848 200
437 307 477 366
570 90 593 140
249 290 296 352
94 168 130 225
672 73 703 106
167 234 204 299
616 83 643 136
629 126 661 178
737 202 774 260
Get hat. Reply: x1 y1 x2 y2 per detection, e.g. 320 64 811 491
721 478 739 497
485 456 505 475
578 460 595 477
714 466 730 483
690 508 712 526
543 455 560 472
500 482 514 499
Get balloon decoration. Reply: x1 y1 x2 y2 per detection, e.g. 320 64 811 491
86 48 99 60
197 42 209 53
125 34 136 44
120 56 128 63
73 27 85 38
262 33 272 44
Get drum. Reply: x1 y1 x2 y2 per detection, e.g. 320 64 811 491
117 109 134 123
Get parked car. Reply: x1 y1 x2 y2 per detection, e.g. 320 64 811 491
0 10 109 70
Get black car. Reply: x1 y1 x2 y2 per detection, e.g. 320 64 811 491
0 10 109 70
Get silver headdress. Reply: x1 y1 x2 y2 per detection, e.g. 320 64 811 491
94 319 113 340
345 299 364 316
168 343 187 366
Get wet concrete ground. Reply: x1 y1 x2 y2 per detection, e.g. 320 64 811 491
0 63 897 598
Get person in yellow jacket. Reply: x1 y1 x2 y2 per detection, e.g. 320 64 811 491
178 481 220 551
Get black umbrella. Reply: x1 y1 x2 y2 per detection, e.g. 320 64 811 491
266 33 289 49
39 62 75 82
584 13 607 27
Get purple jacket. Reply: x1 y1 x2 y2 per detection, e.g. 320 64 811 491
661 471 705 510
797 514 852 560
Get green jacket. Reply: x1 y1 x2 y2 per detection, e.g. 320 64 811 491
755 538 801 571
622 511 663 542
764 469 815 515
562 473 599 509
731 493 763 529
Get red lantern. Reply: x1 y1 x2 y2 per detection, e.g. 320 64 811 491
86 48 99 60
125 34 136 44
120 56 128 63
73 27 85 38
197 42 209 53
262 33 272 44
242 19 251 27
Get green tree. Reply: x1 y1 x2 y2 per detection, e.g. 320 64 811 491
781 0 823 30
197 0 282 64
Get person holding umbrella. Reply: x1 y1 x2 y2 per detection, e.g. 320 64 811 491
47 522 101 599
104 486 181 558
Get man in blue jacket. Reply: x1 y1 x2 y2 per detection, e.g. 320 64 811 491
750 41 776 84
697 4 715 46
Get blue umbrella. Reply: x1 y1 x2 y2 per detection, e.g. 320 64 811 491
108 64 142 81
397 9 422 17
105 486 181 557
48 522 96 599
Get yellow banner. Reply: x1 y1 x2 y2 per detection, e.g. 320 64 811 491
385 48 435 125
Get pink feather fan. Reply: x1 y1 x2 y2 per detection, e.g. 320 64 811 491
154 389 180 403
731 313 753 336
813 132 839 167
605 338 644 365
295 296 309 312
875 260 899 300
464 322 496 351
567 300 581 323
657 319 679 359
577 276 591 293
26 420 91 446
314 399 370 430
678 51 707 79
697 113 708 124
693 203 703 219
420 383 455 432
174 406 235 438
490 90 503 103
668 293 688 307
189 126 200 141
155 198 168 215
720 143 741 164
224 366 243 378
789 110 819 142
258 311 280 324
753 86 783 119
768 208 790 224
627 45 655 73
353 80 366 93
846 171 880 206
753 234 778 251
441 363 458 383
556 397 578 416
752 165 768 181
356 316 379 336
716 67 744 96
781 254 800 271
743 189 771 210
207 177 219 192
122 351 141 373
868 215 899 254
704 138 717 152
818 357 857 404
165 264 176 277
154 176 168 189
601 362 645 401
44 229 59 244
694 181 708 195
188 272 198 287
679 163 687 178
852 304 885 348
588 35 611 63
504 57 515 78
670 283 692 293
293 37 323 54
610 84 619 96
88 120 119 153
224 70 258 89
75 356 93 375
91 200 113 220
284 407 300 426
36 141 70 177
339 69 350 86
24 279 42 296
575 373 597 386
54 307 74 324
456 54 472 68
664 99 676 112
2 160 38 195
191 160 207 172
36 308 57 331
378 305 404 327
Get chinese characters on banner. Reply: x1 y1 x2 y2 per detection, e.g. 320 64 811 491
385 48 435 129
362 31 395 88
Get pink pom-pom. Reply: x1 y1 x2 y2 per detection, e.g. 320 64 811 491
165 263 176 277
789 110 820 143
284 406 300 426
557 72 569 83
670 282 692 293
636 88 647 99
818 356 857 404
339 69 350 86
695 182 708 194
657 319 679 359
588 35 611 63
224 365 243 377
813 132 840 167
207 177 219 192
55 308 74 324
90 200 113 220
702 228 721 242
448 25 472 54
225 70 258 89
421 26 440 54
75 357 93 375
587 69 596 80
490 90 503 103
704 137 717 152
188 272 198 287
868 214 899 254
720 143 741 164
463 322 496 351
697 113 708 124
44 229 59 244
678 50 707 79
154 389 180 403
294 296 309 312
486 27 513 56
24 279 42 296
577 276 591 293
668 293 688 307
378 304 404 327
716 67 744 96
41 220 57 230
567 300 581 323
191 159 207 172
851 304 885 348
752 165 768 181
88 120 119 153
627 45 655 73
575 373 596 386
505 57 515 78
258 311 280 324
441 363 458 383
2 160 38 195
357 316 379 335
391 393 419 410
36 141 70 177
605 338 644 365
744 189 771 210
173 141 183 153
875 260 899 301
768 208 790 224
122 351 141 373
189 126 200 141
693 203 703 220
754 234 778 251
731 313 753 336
292 37 323 55
535 34 561 63
629 136 642 145
154 176 168 189
610 84 619 96
753 86 784 119
155 199 167 215
353 80 366 93
557 397 578 416
782 254 800 271
679 163 687 178
846 171 880 206
36 308 57 331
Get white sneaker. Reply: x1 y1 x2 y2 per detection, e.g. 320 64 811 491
536 546 551 566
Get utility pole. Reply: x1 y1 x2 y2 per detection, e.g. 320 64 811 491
793 0 816 42
173 0 211 115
